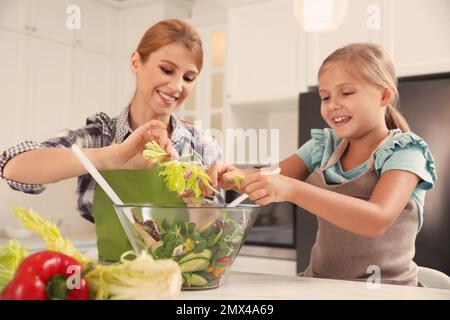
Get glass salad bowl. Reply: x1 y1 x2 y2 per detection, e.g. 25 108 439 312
113 203 261 290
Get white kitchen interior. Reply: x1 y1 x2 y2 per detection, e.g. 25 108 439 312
0 0 450 299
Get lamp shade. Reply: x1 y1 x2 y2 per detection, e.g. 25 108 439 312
293 0 349 32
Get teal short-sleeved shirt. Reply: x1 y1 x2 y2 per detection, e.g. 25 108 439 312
295 128 437 230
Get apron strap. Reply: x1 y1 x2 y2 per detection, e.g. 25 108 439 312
321 129 401 171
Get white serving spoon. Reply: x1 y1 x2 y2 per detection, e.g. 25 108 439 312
227 167 282 208
70 144 142 253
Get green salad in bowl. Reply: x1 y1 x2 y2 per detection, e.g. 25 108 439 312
113 203 260 289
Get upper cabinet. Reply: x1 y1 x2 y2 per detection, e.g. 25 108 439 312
226 0 307 105
0 29 28 151
0 0 115 53
225 0 450 103
381 0 450 77
72 0 114 55
304 0 374 86
0 0 29 32
28 0 73 44
1 0 73 43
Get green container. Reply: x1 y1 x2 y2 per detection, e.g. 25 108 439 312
92 167 183 263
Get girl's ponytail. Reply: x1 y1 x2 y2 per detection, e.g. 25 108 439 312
385 105 410 132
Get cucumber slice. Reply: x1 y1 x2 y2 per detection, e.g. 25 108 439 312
178 249 212 264
179 258 210 273
189 273 209 287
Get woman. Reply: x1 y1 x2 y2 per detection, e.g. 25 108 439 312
0 19 221 222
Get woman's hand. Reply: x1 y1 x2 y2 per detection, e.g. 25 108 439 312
108 120 177 169
208 162 243 191
241 172 293 206
180 162 215 202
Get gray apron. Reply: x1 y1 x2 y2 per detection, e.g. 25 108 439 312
301 130 420 286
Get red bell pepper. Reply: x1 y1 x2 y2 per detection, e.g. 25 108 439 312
1 250 89 300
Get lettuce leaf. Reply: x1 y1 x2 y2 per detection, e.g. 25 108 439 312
0 239 29 291
85 251 181 300
142 141 168 164
159 161 215 198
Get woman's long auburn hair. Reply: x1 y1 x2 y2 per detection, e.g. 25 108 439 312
136 19 203 71
318 43 410 132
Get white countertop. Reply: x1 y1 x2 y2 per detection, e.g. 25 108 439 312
2 235 448 300
178 271 450 300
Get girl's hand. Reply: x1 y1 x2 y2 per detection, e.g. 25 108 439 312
208 162 243 191
109 120 177 169
241 172 293 206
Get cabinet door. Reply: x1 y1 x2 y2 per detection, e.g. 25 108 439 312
0 30 28 151
381 0 450 76
0 0 29 32
305 0 372 86
112 56 136 115
27 38 73 141
29 0 73 44
116 3 165 57
227 0 302 103
73 0 114 55
70 49 112 130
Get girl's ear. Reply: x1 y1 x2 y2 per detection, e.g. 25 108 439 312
380 87 393 107
130 51 141 75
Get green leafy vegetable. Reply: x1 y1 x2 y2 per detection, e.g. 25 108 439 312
12 206 90 268
85 251 181 300
142 141 168 164
0 239 29 291
143 141 216 199
147 210 246 288
234 174 244 190
159 161 215 198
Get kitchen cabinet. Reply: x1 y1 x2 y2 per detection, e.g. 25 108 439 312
70 48 113 130
226 0 307 104
0 29 28 151
176 23 228 138
0 0 115 53
304 0 374 86
26 37 74 142
381 0 450 77
28 0 73 44
72 0 115 55
112 56 136 115
0 0 29 33
115 1 190 57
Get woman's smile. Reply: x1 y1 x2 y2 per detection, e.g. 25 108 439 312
156 89 180 107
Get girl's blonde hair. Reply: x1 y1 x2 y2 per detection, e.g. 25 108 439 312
318 43 410 132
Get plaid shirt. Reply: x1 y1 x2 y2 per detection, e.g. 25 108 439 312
0 106 222 222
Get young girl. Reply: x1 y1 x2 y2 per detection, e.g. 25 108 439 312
0 19 221 222
212 43 437 286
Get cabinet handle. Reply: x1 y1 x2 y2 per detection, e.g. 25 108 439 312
24 25 30 30
32 27 37 32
